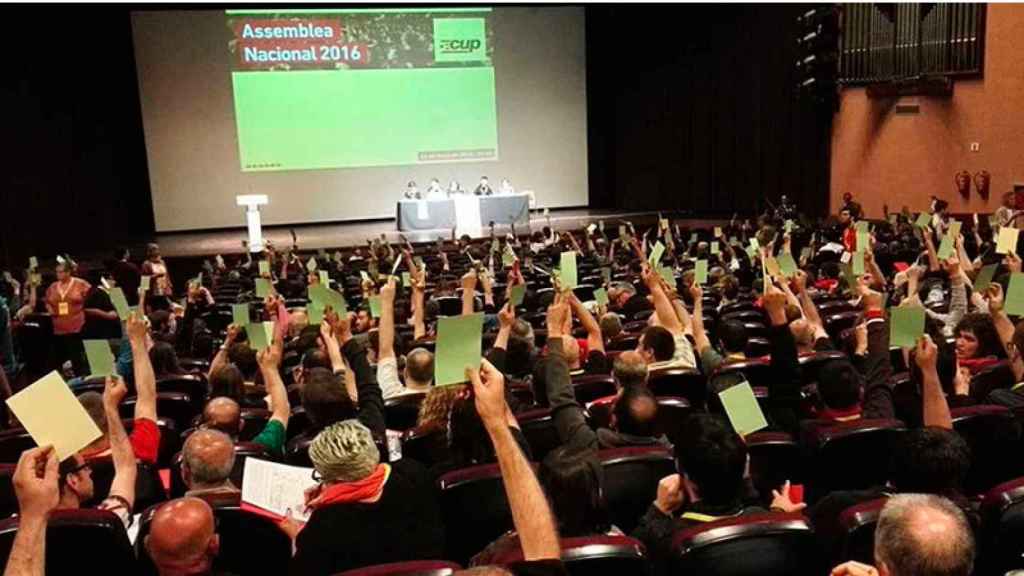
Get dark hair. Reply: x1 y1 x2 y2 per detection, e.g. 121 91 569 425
640 326 675 362
612 385 658 437
954 313 1006 359
149 341 182 379
889 427 971 497
539 446 610 537
300 367 356 430
675 414 747 505
716 320 748 355
817 359 863 410
448 393 496 466
209 364 245 401
227 342 259 380
301 348 331 372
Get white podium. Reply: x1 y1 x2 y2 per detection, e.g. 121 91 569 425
452 195 482 237
236 194 268 253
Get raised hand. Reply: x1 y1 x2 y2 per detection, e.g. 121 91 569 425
13 446 59 519
466 358 507 430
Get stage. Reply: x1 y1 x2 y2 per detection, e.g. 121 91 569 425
155 208 731 259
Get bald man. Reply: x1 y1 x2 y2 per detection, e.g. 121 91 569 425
612 350 648 389
830 493 975 576
145 498 221 576
181 430 237 498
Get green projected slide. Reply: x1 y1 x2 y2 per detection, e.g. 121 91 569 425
226 8 498 172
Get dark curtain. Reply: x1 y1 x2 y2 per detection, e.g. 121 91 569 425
586 5 833 219
0 7 153 271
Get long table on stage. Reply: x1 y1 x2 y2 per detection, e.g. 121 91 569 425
396 193 531 233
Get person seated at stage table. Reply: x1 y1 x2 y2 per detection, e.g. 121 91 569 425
426 178 445 198
403 180 420 200
474 175 494 196
500 178 515 195
447 179 462 195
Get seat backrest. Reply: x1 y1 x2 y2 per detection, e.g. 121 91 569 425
712 360 774 392
980 476 1024 575
483 534 648 576
745 432 801 505
0 430 36 464
135 494 292 576
438 463 516 564
797 351 848 386
802 419 906 503
401 426 450 468
517 408 561 462
952 405 1022 495
570 375 617 404
0 509 137 575
647 368 707 407
239 408 272 441
607 334 640 351
124 417 181 468
599 447 676 534
836 497 886 566
334 560 463 576
385 393 428 432
156 374 209 410
169 442 272 499
653 396 693 445
0 465 16 520
119 391 198 431
671 513 819 575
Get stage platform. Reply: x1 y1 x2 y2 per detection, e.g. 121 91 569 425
156 208 730 258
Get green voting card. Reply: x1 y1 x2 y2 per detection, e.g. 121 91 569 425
258 260 270 276
1006 273 1024 316
694 260 708 285
435 313 485 386
915 213 932 228
973 264 998 293
785 220 795 234
594 287 609 306
714 226 723 238
658 266 677 290
936 235 955 260
323 288 347 315
307 303 325 326
777 253 798 278
246 321 274 351
502 247 516 268
689 232 698 243
28 256 38 270
140 275 151 291
109 287 131 320
368 295 382 318
648 241 665 267
509 284 526 307
948 221 962 240
889 305 926 348
852 251 865 275
710 241 720 255
560 251 578 289
718 381 768 437
997 227 1019 255
83 340 116 378
856 231 870 253
232 304 250 327
402 271 411 288
855 221 870 233
255 278 273 298
319 271 330 286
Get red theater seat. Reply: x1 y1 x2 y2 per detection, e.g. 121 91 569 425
647 368 707 406
0 509 137 574
598 446 676 534
570 374 618 404
951 405 1022 495
385 392 428 432
438 462 521 564
478 534 649 575
334 560 462 576
671 513 818 575
801 419 906 503
980 476 1024 575
836 497 886 566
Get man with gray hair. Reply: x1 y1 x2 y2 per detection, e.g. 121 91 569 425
378 276 435 399
613 350 648 389
181 429 238 498
607 281 650 320
829 493 974 576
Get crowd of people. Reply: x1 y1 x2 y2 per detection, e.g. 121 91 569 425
1 194 1022 575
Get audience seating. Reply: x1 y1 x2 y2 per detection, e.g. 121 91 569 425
710 359 774 392
478 534 650 575
980 476 1024 575
646 368 706 406
401 426 448 468
570 374 617 404
86 457 167 511
119 392 198 432
671 513 819 575
517 408 562 462
744 337 771 357
169 442 273 499
746 431 801 505
797 350 848 385
0 429 37 464
951 405 1022 495
334 560 463 576
836 497 886 566
124 417 181 468
438 463 517 564
156 374 209 412
607 334 640 351
0 509 137 574
598 446 676 534
135 492 292 576
801 419 906 503
385 392 427 432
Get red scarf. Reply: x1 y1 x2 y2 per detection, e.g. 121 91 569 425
308 464 391 510
959 356 1001 375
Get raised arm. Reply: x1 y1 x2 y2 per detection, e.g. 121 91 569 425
641 264 683 335
857 280 896 420
545 295 598 452
915 335 953 429
337 313 385 438
985 284 1023 381
378 277 397 361
102 376 137 510
4 446 58 576
566 292 604 354
208 324 240 383
469 360 561 562
688 283 712 356
922 227 940 272
126 312 157 423
257 331 290 428
793 271 830 342
461 270 478 316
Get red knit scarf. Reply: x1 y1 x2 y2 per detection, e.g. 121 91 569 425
959 356 1001 375
308 464 391 510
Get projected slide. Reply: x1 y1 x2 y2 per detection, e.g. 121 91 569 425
227 8 499 172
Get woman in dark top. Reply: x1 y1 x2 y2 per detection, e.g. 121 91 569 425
149 341 184 380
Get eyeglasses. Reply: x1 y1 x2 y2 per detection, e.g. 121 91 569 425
68 461 92 475
311 469 323 483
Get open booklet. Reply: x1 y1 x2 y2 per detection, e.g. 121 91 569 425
240 458 319 523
